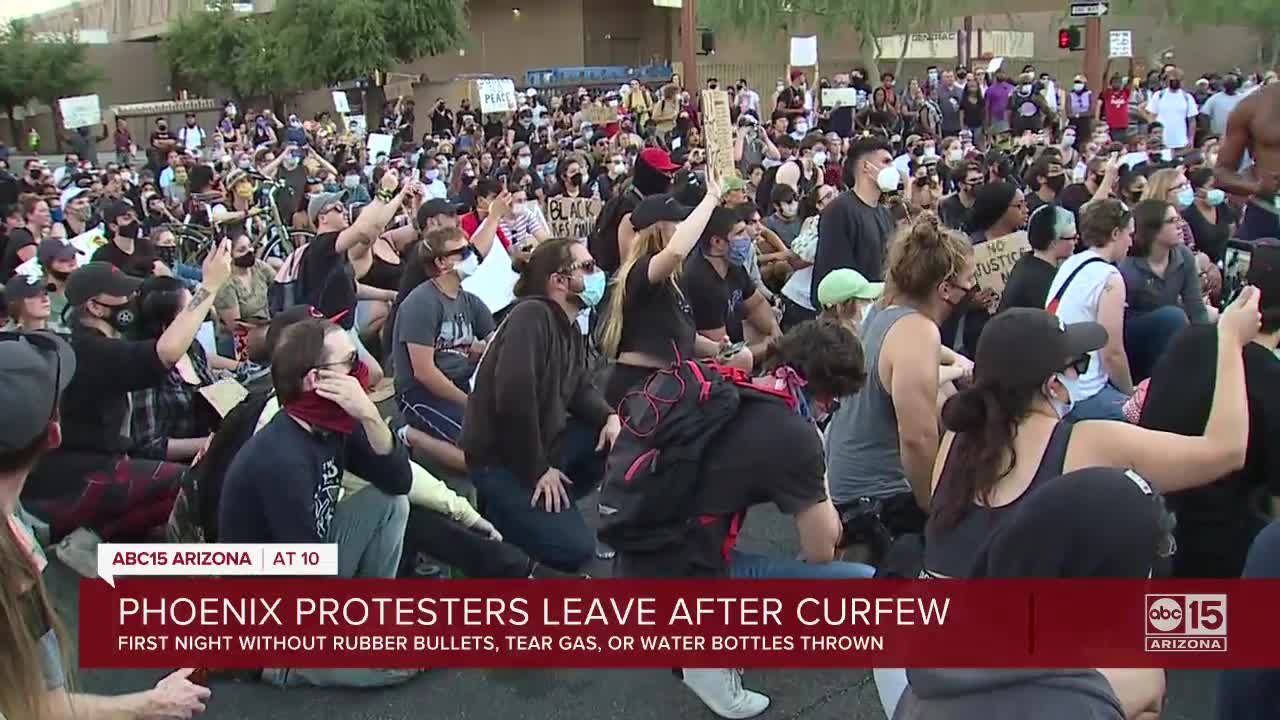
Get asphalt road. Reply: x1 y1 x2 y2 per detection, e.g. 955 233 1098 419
45 500 1220 720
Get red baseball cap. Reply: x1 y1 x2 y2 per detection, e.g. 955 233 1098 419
638 147 681 173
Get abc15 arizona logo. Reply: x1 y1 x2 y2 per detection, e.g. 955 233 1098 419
1144 594 1227 652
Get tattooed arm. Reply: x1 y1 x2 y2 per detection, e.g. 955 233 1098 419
156 240 233 367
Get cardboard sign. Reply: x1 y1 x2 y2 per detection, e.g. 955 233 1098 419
582 102 616 126
789 35 818 67
972 231 1031 304
59 94 101 130
547 196 600 241
821 88 860 109
700 89 736 182
331 91 351 114
385 80 415 102
476 78 518 114
199 378 249 418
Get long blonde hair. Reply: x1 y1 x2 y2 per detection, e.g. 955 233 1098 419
0 517 73 719
598 223 682 358
1142 168 1185 204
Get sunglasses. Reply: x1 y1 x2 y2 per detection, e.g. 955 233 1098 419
315 351 359 374
438 244 476 261
560 259 598 275
1062 354 1091 375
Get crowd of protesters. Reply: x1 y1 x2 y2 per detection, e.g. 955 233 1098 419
0 56 1278 720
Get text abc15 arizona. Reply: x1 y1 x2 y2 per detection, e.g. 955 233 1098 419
1144 594 1227 652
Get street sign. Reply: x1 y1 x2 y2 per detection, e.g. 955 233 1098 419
1069 2 1109 17
1109 30 1133 58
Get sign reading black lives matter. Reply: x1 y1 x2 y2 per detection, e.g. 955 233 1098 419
973 231 1031 304
547 197 600 241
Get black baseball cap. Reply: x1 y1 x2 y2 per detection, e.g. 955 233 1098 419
416 198 463 228
0 331 76 452
64 262 143 305
630 193 694 230
4 274 48 302
37 238 79 267
101 198 136 226
974 308 1107 387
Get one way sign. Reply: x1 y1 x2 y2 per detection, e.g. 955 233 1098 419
1070 2 1109 17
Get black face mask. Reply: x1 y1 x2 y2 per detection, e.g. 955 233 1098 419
233 252 256 268
155 245 178 266
1045 175 1067 194
947 282 979 311
94 300 136 333
117 221 140 240
1168 79 1182 90
48 269 71 282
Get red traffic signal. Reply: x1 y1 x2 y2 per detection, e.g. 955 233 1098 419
1058 27 1083 51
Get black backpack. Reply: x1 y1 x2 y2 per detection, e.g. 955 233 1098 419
172 390 275 543
597 359 792 553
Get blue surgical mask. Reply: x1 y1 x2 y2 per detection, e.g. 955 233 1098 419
1206 188 1226 206
728 236 753 266
1176 187 1195 207
579 269 607 307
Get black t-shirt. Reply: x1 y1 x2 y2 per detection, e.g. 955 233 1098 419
1058 182 1092 215
778 87 807 130
960 93 985 127
483 119 504 143
682 252 755 343
811 191 895 300
829 105 856 138
0 227 36 279
91 237 159 278
997 253 1058 313
26 327 169 496
1139 325 1280 578
938 193 972 232
299 231 357 329
619 399 827 577
431 108 454 135
274 165 308 219
1182 203 1235 264
617 252 696 361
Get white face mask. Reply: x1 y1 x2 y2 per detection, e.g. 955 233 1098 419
813 151 828 166
454 252 480 279
876 165 901 192
795 123 809 134
517 156 532 169
1049 373 1079 418
511 201 526 216
781 202 799 216
612 162 627 175
947 148 964 163
923 144 937 158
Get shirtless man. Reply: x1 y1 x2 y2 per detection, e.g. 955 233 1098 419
1215 82 1280 241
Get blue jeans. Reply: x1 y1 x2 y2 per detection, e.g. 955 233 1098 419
1124 305 1188 382
173 263 203 284
1067 383 1130 422
1239 203 1280 243
729 550 875 579
470 419 604 572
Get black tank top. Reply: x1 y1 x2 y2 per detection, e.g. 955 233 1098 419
363 250 402 292
924 421 1074 578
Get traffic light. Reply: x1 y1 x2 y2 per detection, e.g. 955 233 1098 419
1058 26 1084 51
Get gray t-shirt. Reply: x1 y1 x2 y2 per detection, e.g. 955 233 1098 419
392 281 495 394
826 304 918 504
1201 91 1245 138
937 86 965 132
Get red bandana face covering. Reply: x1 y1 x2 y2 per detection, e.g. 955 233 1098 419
284 361 370 435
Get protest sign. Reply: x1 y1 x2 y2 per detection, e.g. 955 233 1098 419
331 91 351 114
59 94 101 129
386 80 415 102
700 89 736 181
461 239 519 314
547 196 600 241
366 133 394 160
972 231 1031 304
582 102 616 126
789 35 818 66
821 88 859 109
476 78 518 114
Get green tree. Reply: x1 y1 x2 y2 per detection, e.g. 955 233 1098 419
164 1 290 105
28 30 103 152
0 20 38 145
698 0 943 78
1113 0 1280 69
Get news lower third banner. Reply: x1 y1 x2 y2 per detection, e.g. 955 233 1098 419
78 578 1280 669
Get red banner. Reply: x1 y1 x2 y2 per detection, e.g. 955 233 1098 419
78 578 1279 669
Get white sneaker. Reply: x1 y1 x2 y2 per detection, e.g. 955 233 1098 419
681 668 770 719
